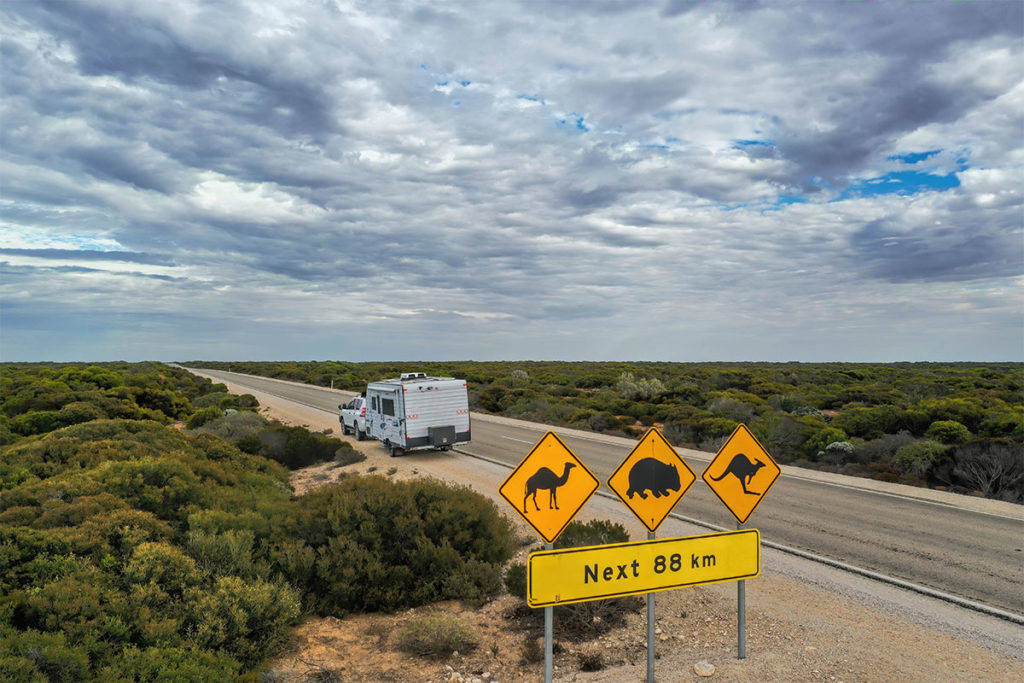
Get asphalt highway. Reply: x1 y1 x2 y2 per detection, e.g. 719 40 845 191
191 368 1024 617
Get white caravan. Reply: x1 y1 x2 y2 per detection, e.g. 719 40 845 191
365 372 471 456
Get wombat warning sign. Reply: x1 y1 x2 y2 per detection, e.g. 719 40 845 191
608 427 696 533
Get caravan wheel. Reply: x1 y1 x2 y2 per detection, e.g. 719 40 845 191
388 443 401 458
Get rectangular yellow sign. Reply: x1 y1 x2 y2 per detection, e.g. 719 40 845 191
527 529 760 607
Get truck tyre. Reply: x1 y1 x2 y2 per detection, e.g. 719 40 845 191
357 426 367 441
341 422 351 436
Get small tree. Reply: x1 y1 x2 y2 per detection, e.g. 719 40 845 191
890 441 948 479
924 420 970 445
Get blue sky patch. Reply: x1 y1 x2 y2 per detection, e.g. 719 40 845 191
837 170 961 200
732 139 775 149
887 149 941 164
557 113 590 132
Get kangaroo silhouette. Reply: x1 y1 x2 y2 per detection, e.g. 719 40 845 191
524 462 576 512
710 453 765 495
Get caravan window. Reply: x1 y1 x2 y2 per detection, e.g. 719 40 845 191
382 398 395 416
372 396 378 411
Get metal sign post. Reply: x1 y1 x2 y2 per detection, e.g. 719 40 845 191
606 427 697 683
646 530 655 683
499 432 599 683
544 542 553 683
737 522 746 660
702 423 779 660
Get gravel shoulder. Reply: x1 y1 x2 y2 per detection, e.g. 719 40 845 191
203 374 1024 682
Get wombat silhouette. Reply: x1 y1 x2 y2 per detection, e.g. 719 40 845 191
524 462 576 512
709 453 765 495
626 458 681 499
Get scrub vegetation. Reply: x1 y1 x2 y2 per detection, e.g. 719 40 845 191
187 360 1024 503
0 362 515 680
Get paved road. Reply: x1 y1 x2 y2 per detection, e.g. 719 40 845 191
193 368 1024 616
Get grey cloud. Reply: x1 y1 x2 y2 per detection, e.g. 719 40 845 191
850 219 1020 284
773 75 973 185
1 0 1020 362
0 249 175 266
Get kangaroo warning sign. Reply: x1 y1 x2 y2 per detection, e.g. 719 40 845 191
499 431 600 544
608 427 696 533
702 424 780 524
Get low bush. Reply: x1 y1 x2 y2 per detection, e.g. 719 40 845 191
505 520 644 641
247 425 352 469
889 441 948 478
924 420 971 445
273 475 515 614
186 407 222 430
396 612 478 659
193 410 267 443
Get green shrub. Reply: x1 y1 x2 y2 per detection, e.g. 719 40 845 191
251 425 351 469
98 645 241 683
274 476 514 614
396 612 478 659
191 392 231 409
124 543 203 597
0 628 90 683
889 441 948 478
185 529 258 579
924 420 971 445
184 576 301 666
54 402 106 428
185 407 222 430
10 412 60 437
802 426 848 460
504 562 527 600
505 520 644 640
236 394 259 409
192 410 267 443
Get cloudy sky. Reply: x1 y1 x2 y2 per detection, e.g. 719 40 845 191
2 0 1021 363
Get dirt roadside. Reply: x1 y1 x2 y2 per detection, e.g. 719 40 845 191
207 376 1023 682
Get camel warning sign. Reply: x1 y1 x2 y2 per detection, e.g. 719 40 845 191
608 427 696 533
499 431 600 544
702 424 780 524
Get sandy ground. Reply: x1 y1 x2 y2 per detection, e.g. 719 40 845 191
205 375 1023 682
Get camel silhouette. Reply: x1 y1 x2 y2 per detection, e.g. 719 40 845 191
524 462 576 512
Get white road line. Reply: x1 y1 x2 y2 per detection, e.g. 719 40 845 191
501 436 535 444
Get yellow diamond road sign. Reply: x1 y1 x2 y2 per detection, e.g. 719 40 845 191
499 431 600 544
702 423 780 524
608 427 696 533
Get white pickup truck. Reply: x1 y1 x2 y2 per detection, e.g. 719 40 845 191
338 394 369 441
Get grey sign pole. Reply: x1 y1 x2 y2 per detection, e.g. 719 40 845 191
646 530 656 682
736 522 746 659
544 541 553 683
